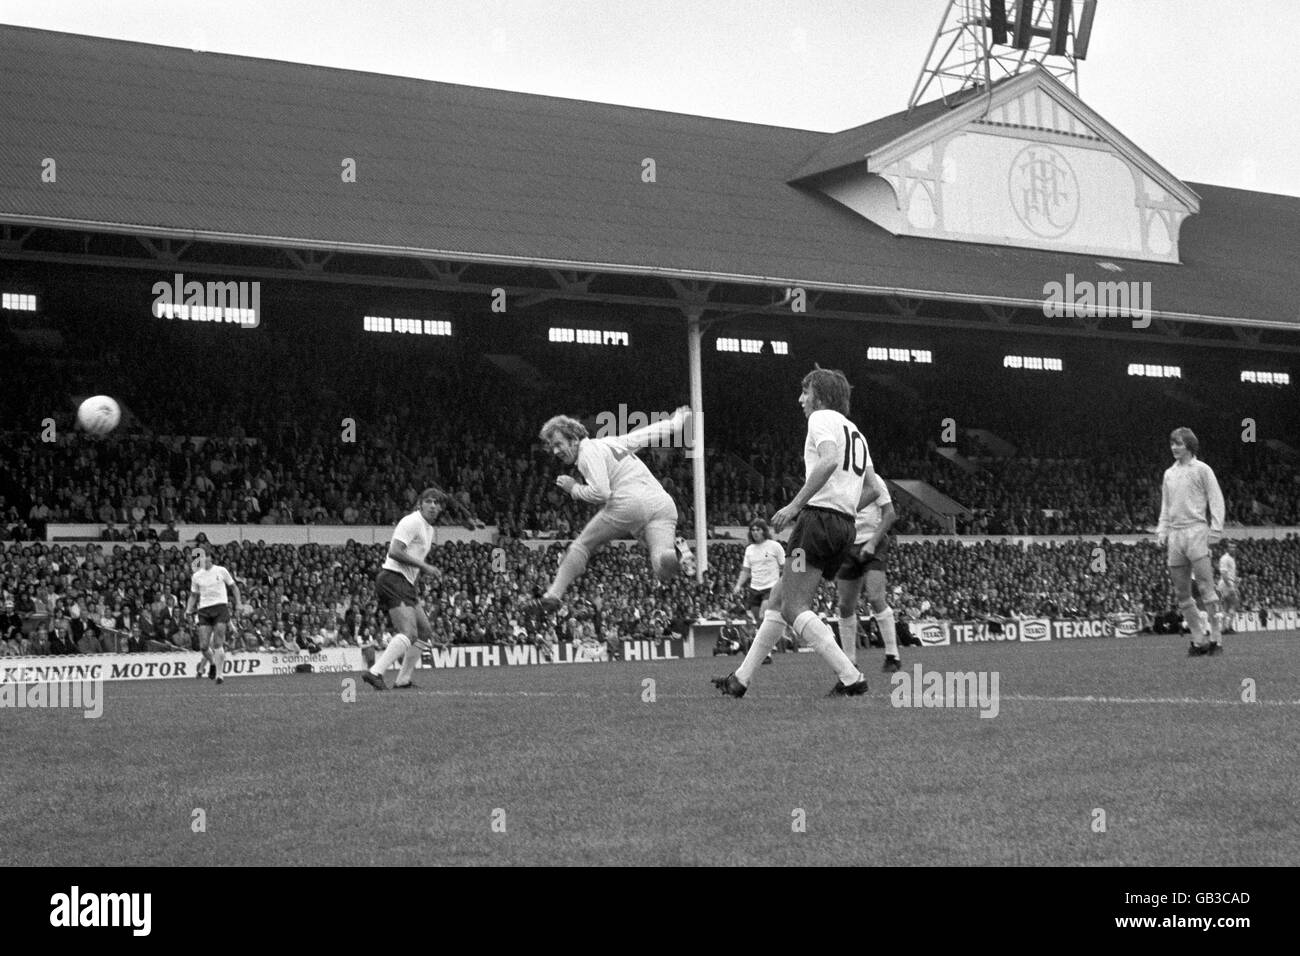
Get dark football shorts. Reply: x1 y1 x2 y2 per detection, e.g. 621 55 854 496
786 506 856 581
375 569 419 613
196 603 230 626
837 534 892 581
746 586 772 609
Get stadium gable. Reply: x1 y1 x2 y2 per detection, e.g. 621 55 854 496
792 69 1200 265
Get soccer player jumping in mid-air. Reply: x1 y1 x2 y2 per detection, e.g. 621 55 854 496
714 367 874 697
536 406 694 611
362 487 446 691
1156 427 1227 656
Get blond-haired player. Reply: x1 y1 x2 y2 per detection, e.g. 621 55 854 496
1156 427 1226 656
536 406 693 611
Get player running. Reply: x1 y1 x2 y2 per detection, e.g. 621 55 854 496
732 519 785 664
835 471 901 672
362 487 446 691
1155 427 1226 656
536 406 693 611
714 367 874 698
187 547 241 685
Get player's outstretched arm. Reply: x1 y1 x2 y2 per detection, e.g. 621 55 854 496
615 405 691 454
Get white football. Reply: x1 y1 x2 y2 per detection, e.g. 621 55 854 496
77 395 121 435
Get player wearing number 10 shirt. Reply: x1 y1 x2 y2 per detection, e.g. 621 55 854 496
714 367 876 699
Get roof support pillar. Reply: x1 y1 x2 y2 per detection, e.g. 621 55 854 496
686 305 707 582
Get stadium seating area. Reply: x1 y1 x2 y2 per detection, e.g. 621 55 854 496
3 329 1298 541
2 535 1296 657
2 293 1298 657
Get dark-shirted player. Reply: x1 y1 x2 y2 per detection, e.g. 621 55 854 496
187 547 241 685
362 488 445 691
714 367 873 698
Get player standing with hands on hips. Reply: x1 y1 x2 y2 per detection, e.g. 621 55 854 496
714 367 874 698
1156 427 1227 656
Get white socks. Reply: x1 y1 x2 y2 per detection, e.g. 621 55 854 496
736 610 785 685
394 638 420 686
1179 599 1205 643
371 634 410 676
837 615 857 663
875 607 898 657
793 610 861 685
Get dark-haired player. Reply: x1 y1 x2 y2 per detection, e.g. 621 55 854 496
714 367 873 698
733 518 785 663
1156 427 1226 656
187 547 241 685
362 487 445 691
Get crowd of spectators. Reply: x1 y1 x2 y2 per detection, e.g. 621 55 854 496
3 321 1299 543
3 534 1297 658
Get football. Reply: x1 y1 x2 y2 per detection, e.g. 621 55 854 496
77 395 121 435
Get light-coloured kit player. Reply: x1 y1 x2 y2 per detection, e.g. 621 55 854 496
1155 427 1226 656
835 471 901 672
362 488 446 691
536 406 694 611
733 519 785 663
187 547 241 685
1216 540 1239 633
714 367 874 698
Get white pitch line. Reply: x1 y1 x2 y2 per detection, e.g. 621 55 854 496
1000 693 1300 707
98 688 1300 706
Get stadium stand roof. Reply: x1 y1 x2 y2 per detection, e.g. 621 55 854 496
1 25 1298 329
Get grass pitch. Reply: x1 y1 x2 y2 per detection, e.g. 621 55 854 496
3 631 1297 866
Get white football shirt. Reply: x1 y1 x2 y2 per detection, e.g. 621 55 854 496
381 510 436 585
804 409 870 516
570 437 663 506
1218 553 1238 586
743 540 785 591
854 472 893 544
191 565 236 610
